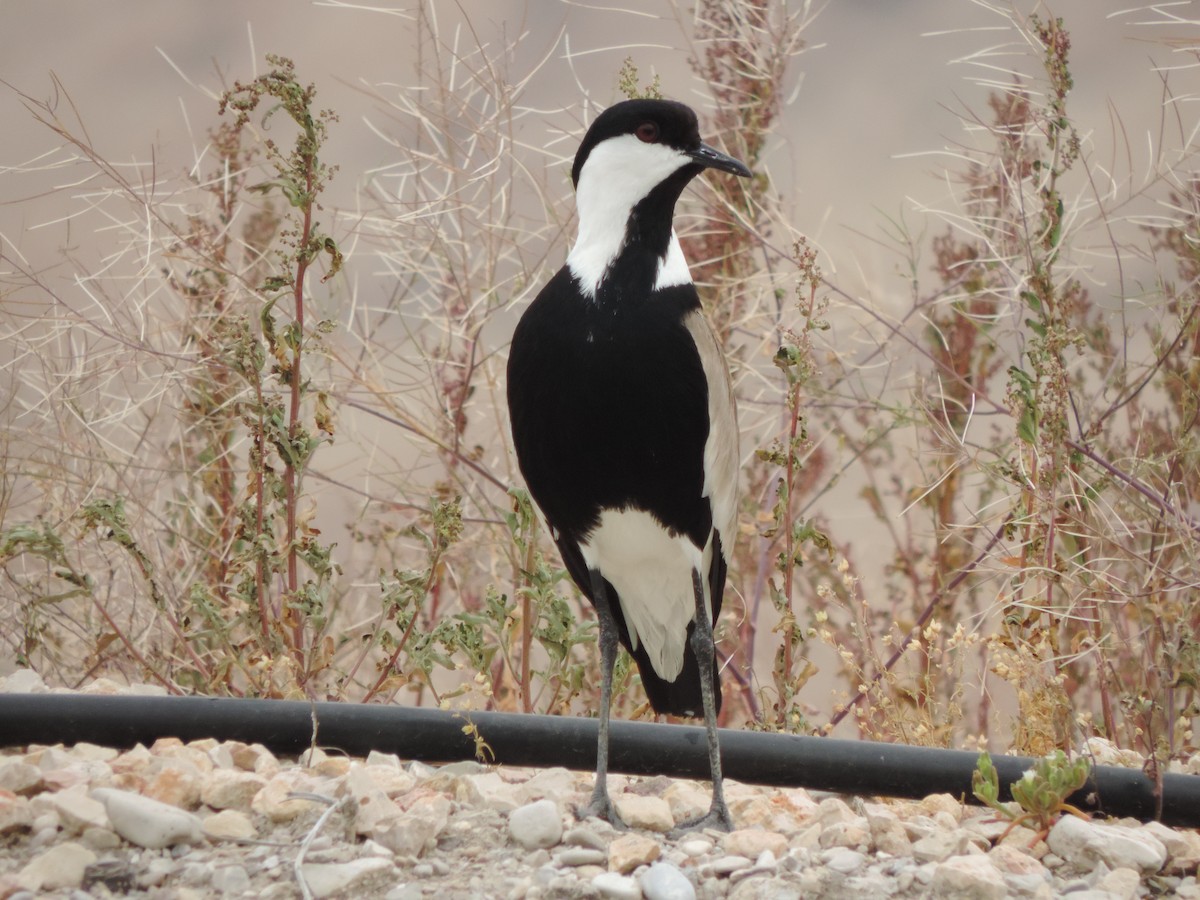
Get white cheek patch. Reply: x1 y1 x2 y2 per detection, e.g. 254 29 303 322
655 232 692 291
567 135 693 297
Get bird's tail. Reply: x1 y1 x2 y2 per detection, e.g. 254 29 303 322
631 622 722 719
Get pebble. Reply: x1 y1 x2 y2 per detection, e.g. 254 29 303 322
724 827 788 859
912 828 972 862
1047 814 1168 873
1097 866 1143 900
92 787 204 848
0 761 44 796
609 832 662 874
822 847 867 874
508 798 563 850
16 841 96 891
563 825 607 851
201 768 267 811
593 871 642 899
203 808 258 841
1 669 1199 900
557 846 607 866
35 784 108 832
615 793 675 832
707 854 753 876
640 861 696 899
300 858 394 898
211 863 251 894
0 792 32 835
931 854 1007 899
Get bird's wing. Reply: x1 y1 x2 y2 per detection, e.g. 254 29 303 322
682 308 739 562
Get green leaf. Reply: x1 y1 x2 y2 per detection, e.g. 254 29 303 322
1017 406 1038 444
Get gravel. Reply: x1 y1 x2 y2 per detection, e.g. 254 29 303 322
2 668 1199 899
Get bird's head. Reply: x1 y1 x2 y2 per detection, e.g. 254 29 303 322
570 98 751 192
566 99 751 297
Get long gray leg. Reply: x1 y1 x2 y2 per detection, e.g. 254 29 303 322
672 568 733 834
579 571 626 829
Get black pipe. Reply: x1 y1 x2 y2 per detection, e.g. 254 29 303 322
2 694 1196 827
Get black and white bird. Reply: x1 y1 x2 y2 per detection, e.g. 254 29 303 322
507 98 749 831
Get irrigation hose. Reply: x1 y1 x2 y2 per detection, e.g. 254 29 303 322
1 694 1196 827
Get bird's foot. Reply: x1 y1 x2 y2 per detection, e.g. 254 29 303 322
577 789 627 831
669 800 734 837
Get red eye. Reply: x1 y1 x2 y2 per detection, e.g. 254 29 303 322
635 122 658 143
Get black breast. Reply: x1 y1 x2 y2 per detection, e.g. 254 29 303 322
506 268 713 551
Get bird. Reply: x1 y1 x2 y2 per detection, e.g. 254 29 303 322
506 98 749 832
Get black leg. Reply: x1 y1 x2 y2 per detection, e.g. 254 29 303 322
579 571 627 829
671 568 733 834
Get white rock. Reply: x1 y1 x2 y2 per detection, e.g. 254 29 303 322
815 796 858 826
518 767 580 804
919 794 963 821
365 750 404 769
593 871 642 900
203 808 258 841
16 840 96 891
227 741 279 774
558 847 608 867
0 791 32 834
124 682 169 696
724 828 788 860
211 864 251 894
615 794 675 832
81 825 122 850
149 738 214 773
1047 815 1167 873
662 781 709 823
251 769 324 823
466 770 521 812
1095 866 1142 900
931 855 1007 899
92 787 203 848
730 874 800 899
72 742 119 762
822 847 867 875
819 818 872 851
1143 820 1200 873
373 792 451 857
640 861 696 900
707 854 753 876
37 785 109 832
201 769 267 811
1083 737 1144 769
988 842 1048 877
792 821 823 850
342 764 400 836
0 668 47 693
564 825 609 851
144 759 204 809
867 807 913 856
679 838 713 858
509 799 563 850
912 829 972 863
0 760 44 795
364 763 419 798
300 858 394 899
609 832 662 874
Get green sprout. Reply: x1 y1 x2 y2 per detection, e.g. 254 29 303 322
973 750 1092 842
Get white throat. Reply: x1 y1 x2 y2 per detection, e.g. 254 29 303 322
566 134 695 298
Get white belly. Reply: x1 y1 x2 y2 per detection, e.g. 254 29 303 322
578 508 711 681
